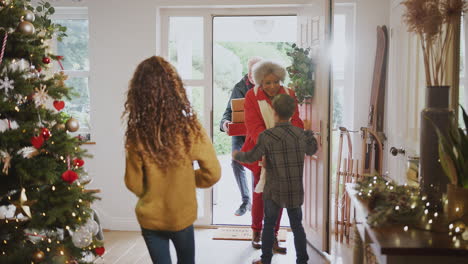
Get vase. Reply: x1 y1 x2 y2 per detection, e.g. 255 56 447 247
446 184 468 223
419 85 452 206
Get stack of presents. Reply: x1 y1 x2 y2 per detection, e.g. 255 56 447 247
227 98 247 136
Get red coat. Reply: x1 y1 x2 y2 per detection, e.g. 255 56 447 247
241 86 304 174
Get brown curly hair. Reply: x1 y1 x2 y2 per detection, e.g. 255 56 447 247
123 56 201 168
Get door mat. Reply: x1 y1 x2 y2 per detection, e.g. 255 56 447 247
212 227 287 242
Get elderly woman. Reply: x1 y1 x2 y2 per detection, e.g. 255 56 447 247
241 60 304 254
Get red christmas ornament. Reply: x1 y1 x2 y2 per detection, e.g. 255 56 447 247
42 57 51 64
61 170 78 184
41 127 51 140
53 100 65 111
73 158 84 167
94 247 105 256
31 135 44 149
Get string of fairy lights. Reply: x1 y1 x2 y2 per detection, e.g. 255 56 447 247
1 186 103 262
355 176 467 244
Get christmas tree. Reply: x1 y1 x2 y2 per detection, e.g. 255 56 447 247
0 0 103 263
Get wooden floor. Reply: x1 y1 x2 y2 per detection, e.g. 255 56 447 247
101 229 329 264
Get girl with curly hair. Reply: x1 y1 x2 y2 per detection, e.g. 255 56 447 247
123 56 221 264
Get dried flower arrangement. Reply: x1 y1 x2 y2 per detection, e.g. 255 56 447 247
402 0 467 86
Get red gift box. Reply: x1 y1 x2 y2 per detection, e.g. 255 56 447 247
227 122 246 136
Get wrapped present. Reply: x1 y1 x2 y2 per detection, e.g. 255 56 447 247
227 122 246 136
231 98 245 112
232 111 244 123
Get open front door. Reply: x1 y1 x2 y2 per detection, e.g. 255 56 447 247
297 0 331 252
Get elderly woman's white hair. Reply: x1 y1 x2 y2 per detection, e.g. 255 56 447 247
252 60 286 86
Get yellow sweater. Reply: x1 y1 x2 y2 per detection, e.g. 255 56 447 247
124 128 221 231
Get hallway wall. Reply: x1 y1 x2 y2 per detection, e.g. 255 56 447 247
346 0 390 165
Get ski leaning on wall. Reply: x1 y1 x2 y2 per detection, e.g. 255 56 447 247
362 25 388 176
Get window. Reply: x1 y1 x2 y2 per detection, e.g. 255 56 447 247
169 17 204 80
52 8 90 139
461 17 467 129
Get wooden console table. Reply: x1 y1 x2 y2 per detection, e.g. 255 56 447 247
346 184 468 264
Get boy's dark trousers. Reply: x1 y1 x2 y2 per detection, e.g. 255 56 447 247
261 199 309 264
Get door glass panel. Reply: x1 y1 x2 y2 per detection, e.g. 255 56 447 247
212 16 296 226
186 86 204 126
169 17 204 80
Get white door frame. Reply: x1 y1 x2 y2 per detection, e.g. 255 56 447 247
157 5 331 233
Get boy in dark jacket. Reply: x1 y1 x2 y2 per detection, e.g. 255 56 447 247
233 94 318 264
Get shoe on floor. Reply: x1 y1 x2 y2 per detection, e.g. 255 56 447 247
234 202 251 216
252 259 263 264
273 237 287 254
252 230 261 249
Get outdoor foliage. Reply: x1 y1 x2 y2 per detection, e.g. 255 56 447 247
213 42 293 155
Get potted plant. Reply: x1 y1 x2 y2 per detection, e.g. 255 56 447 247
402 0 467 198
432 105 468 222
286 44 316 104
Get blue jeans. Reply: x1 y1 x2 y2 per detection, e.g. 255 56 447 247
232 136 250 203
262 199 309 264
141 225 195 264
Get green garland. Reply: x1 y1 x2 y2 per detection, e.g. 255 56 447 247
354 176 424 227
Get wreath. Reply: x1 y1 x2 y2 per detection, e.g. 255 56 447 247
286 44 316 104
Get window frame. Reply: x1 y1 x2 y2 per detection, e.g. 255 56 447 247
50 7 91 139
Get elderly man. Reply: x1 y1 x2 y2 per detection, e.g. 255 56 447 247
220 56 263 216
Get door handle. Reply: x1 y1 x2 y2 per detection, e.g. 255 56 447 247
390 147 405 156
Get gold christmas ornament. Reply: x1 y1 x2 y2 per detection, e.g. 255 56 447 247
23 10 35 22
66 118 79 132
11 188 35 218
17 21 35 35
53 123 66 131
32 249 45 262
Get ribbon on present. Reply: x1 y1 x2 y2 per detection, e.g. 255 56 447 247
56 56 64 71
